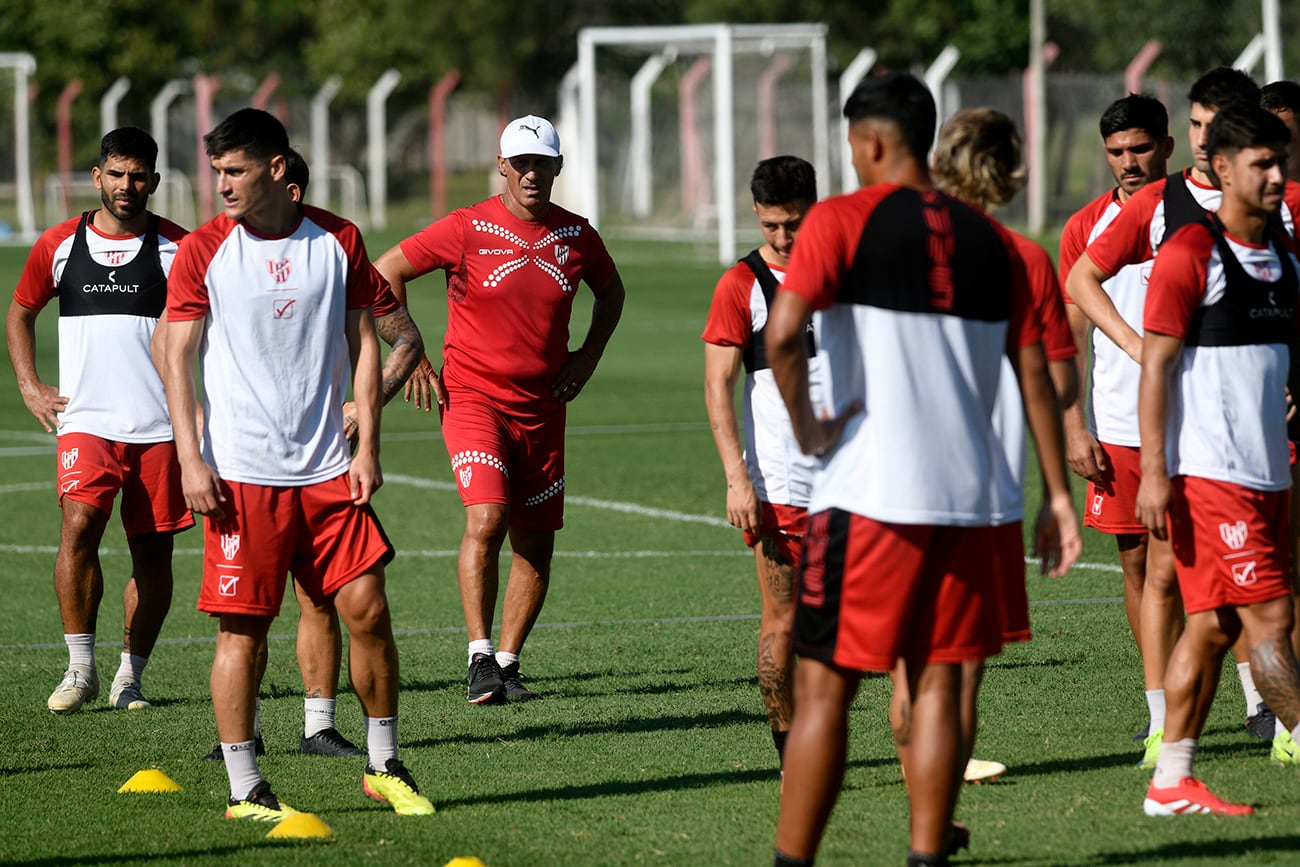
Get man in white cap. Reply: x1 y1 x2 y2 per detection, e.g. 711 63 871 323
375 114 626 704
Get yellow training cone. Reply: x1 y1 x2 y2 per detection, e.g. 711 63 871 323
117 769 182 793
266 812 335 840
444 859 488 867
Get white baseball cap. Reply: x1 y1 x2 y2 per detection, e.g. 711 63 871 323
499 115 561 159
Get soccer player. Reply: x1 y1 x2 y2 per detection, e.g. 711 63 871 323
1066 67 1300 761
193 145 426 759
702 155 820 770
164 108 432 820
374 114 626 705
1057 93 1179 763
1136 102 1300 815
1261 80 1300 180
929 107 1082 795
6 127 194 714
767 73 1076 867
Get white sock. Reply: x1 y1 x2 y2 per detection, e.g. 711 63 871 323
367 716 398 768
114 652 148 686
1237 662 1265 716
496 651 519 669
1291 720 1300 742
468 638 494 665
1278 716 1288 738
1152 737 1197 789
65 634 96 671
304 698 336 738
1145 689 1166 731
222 740 264 800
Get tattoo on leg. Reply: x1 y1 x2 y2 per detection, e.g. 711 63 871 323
759 538 796 604
757 632 793 729
305 687 324 699
1250 638 1300 727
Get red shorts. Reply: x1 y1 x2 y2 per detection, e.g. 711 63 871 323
794 509 1004 671
1168 476 1292 614
993 521 1031 643
197 474 393 617
1084 442 1145 535
744 501 809 566
440 395 565 531
55 432 194 537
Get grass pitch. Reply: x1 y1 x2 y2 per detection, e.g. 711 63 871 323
2 233 1300 865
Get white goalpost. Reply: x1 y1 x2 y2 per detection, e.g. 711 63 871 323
0 52 37 245
572 23 830 265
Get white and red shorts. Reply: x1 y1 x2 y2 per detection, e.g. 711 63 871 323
744 501 809 567
1084 442 1146 535
197 473 393 617
794 509 1004 671
440 395 566 531
1168 476 1291 614
55 432 194 537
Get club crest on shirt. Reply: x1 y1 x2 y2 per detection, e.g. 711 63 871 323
459 466 473 488
554 244 570 265
267 258 292 284
60 448 79 470
1219 520 1248 550
220 533 241 562
105 250 128 266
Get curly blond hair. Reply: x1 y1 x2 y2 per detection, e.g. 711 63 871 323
931 108 1026 211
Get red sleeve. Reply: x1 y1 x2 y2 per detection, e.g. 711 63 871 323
12 232 61 311
782 189 889 311
1285 181 1300 233
1143 222 1213 339
398 211 464 277
1015 233 1075 361
1001 226 1042 350
577 223 617 288
1057 208 1090 289
335 222 383 310
1086 181 1163 277
701 261 757 348
371 275 399 318
157 217 189 245
167 220 232 322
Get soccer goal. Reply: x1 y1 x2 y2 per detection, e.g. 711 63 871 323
568 24 830 265
0 52 38 245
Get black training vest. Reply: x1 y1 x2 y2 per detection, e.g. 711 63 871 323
56 210 167 319
1161 169 1287 247
739 249 816 373
1185 214 1297 349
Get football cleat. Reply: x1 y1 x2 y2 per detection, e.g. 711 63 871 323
1247 702 1278 741
500 661 538 701
467 653 505 705
299 727 365 757
109 680 151 710
1143 777 1253 816
363 759 435 816
1137 727 1163 770
1271 729 1300 765
47 667 99 714
225 780 299 822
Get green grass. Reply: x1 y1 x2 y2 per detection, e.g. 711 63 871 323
2 235 1300 865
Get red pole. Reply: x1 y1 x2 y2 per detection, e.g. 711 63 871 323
57 79 83 216
194 73 221 221
1125 40 1162 96
251 73 281 112
680 57 712 213
757 55 792 161
429 69 461 220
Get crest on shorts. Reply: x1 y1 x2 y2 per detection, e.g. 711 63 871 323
1090 493 1103 516
459 466 473 488
1219 520 1248 550
60 448 79 470
220 533 241 561
554 244 570 265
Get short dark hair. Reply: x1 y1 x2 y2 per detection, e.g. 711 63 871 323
843 72 936 163
1099 93 1168 142
1205 101 1291 180
203 108 289 162
284 147 309 194
1187 66 1260 111
750 155 816 206
100 127 158 172
1261 80 1300 114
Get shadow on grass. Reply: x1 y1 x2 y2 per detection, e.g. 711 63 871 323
984 657 1070 671
1009 738 1267 778
408 707 760 748
0 761 91 777
1088 834 1300 864
7 845 252 866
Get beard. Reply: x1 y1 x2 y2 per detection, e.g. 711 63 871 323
100 187 146 223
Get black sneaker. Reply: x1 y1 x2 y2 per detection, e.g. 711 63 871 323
946 821 970 856
467 653 506 705
500 660 538 701
203 733 266 761
299 727 365 757
1247 702 1277 740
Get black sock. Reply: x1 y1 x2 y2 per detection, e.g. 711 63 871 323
773 729 789 765
906 851 948 867
774 849 814 867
